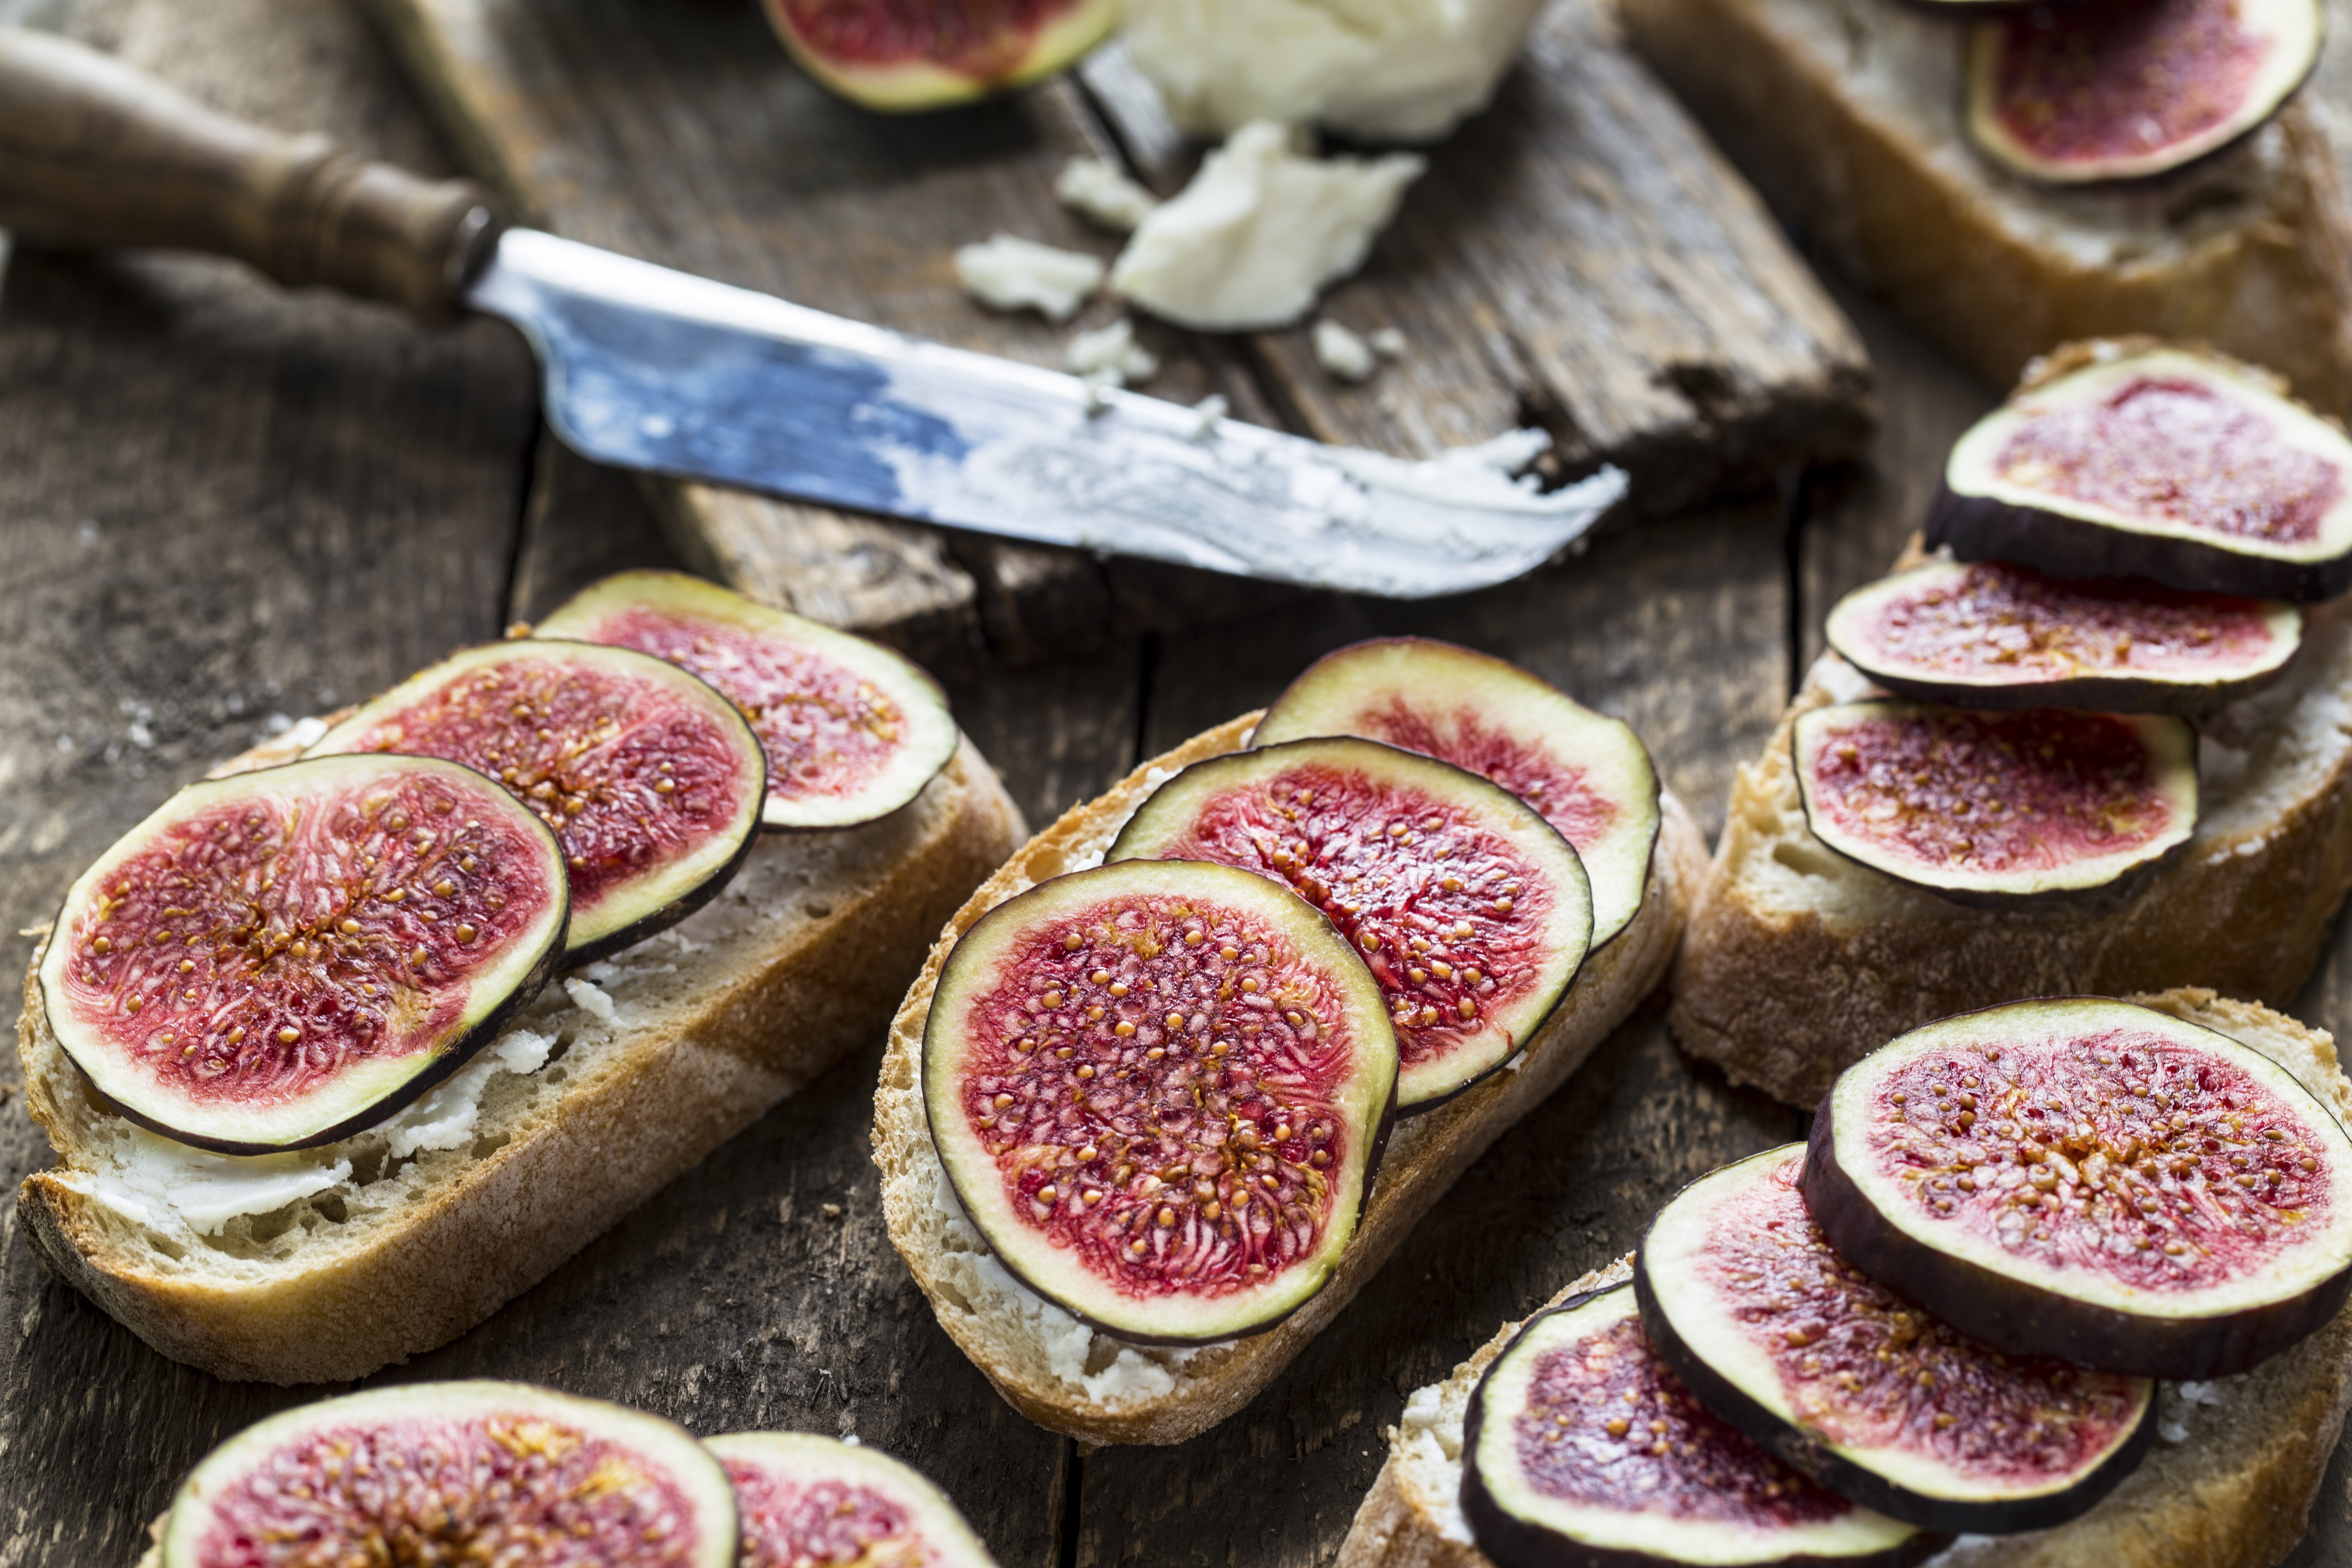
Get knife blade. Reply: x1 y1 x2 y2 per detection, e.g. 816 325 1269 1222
0 27 1624 597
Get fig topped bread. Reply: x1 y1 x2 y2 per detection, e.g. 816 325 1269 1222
1617 0 2352 414
1675 340 2352 1106
1339 991 2352 1568
16 573 1023 1383
876 641 1697 1444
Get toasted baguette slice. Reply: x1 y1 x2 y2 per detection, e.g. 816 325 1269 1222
873 714 1704 1446
1616 0 2352 414
1672 547 2352 1107
15 728 1023 1384
1340 990 2352 1568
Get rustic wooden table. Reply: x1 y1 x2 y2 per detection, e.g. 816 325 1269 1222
1 2 2348 1564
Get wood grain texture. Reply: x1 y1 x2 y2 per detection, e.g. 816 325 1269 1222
1208 0 1875 515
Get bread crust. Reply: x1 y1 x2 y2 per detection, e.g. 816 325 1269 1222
1338 990 2352 1568
1616 0 2352 413
874 715 1702 1445
15 738 1023 1384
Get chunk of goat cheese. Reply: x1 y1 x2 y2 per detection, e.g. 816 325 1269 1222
1056 156 1162 233
955 234 1106 322
1110 122 1423 331
1121 0 1547 141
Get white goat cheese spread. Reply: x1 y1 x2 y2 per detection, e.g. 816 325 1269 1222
1110 122 1424 331
1120 0 1547 141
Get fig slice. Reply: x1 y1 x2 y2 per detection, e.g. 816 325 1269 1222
1462 1280 1942 1568
760 0 1118 111
1108 737 1593 1113
306 640 766 963
1636 1146 2157 1534
37 754 568 1154
1804 997 2352 1379
1963 0 2322 184
1822 559 2301 715
1791 701 2197 907
1251 637 1661 951
706 1432 998 1568
922 859 1397 1343
533 570 959 832
1930 343 2352 600
157 1381 738 1568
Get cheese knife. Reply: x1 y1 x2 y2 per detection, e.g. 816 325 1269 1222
0 27 1624 597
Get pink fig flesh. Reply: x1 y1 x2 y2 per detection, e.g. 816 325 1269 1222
1806 998 2352 1378
534 570 958 832
1109 738 1592 1112
306 640 766 962
922 859 1397 1343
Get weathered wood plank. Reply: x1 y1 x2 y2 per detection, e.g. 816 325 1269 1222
1084 0 1876 514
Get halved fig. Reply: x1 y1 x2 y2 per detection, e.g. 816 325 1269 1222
707 1432 998 1568
1108 737 1593 1112
1636 1146 2156 1534
37 755 568 1154
1252 637 1660 950
157 1381 738 1568
760 0 1117 112
1823 559 2301 715
533 570 959 831
306 640 766 963
1930 343 2352 600
1462 1280 1941 1568
1804 997 2352 1379
922 859 1396 1343
1791 702 2197 907
1964 0 2322 184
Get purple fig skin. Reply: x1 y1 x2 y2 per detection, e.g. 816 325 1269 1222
1802 1083 2352 1380
1927 483 2352 602
1630 1253 2156 1534
1459 1285 1950 1568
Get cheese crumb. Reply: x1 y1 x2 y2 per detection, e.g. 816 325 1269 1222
1313 320 1378 383
1055 156 1161 233
1122 0 1547 141
955 234 1106 322
1065 317 1162 386
1190 393 1230 439
1110 122 1423 331
1369 326 1407 358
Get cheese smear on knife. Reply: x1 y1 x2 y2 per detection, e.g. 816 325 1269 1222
1121 0 1545 140
1110 122 1424 331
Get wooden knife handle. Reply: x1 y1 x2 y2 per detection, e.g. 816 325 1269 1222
0 27 499 320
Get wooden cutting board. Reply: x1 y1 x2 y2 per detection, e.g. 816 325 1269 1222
361 0 1870 662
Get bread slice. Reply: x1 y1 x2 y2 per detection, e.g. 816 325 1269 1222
873 714 1705 1446
1672 550 2352 1108
15 726 1023 1384
1338 989 2352 1568
1616 0 2352 416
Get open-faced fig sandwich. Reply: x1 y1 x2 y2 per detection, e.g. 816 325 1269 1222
1675 339 2352 1105
16 570 1023 1383
875 637 1702 1444
1341 989 2352 1568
